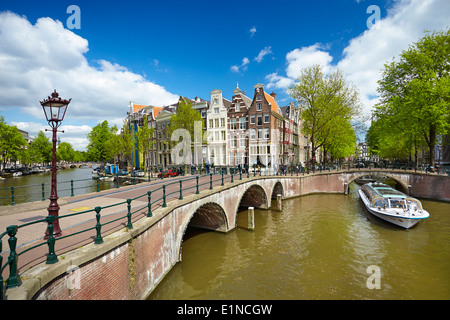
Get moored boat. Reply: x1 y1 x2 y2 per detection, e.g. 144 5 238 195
358 182 429 229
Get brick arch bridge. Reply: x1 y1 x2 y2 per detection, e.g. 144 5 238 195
8 170 448 300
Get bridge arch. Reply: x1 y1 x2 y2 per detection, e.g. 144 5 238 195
177 201 229 260
237 184 269 210
346 172 410 194
271 181 284 199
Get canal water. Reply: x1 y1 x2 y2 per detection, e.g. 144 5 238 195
148 182 450 300
0 167 121 206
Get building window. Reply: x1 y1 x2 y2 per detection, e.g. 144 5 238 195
257 115 262 126
257 129 263 139
231 135 237 148
214 108 219 114
257 103 262 111
240 135 246 148
264 113 269 123
201 111 206 118
221 131 225 141
239 117 246 130
209 119 213 128
215 131 219 141
264 128 269 139
250 129 256 140
220 118 225 127
250 115 255 124
257 94 262 101
215 118 219 128
230 118 237 130
235 102 240 112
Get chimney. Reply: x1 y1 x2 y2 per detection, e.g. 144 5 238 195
270 92 277 101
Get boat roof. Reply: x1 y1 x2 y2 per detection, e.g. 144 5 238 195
366 183 406 198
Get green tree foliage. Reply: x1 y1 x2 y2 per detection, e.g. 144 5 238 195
0 116 29 168
57 142 76 162
289 64 361 165
137 115 154 171
29 130 52 165
375 29 450 166
86 120 116 163
167 97 203 144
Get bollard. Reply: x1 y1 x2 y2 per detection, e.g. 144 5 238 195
277 194 282 211
248 207 255 230
344 183 349 195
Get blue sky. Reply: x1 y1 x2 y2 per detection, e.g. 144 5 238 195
0 0 448 150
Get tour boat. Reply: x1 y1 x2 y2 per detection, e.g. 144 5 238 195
358 182 429 229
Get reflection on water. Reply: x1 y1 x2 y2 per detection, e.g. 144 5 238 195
149 182 450 300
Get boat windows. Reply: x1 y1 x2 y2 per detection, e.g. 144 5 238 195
373 198 388 208
389 199 405 209
406 199 422 211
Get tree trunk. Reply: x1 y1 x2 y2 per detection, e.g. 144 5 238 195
429 125 436 167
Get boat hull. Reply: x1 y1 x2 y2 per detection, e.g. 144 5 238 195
358 189 426 229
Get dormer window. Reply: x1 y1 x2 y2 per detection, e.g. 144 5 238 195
257 94 262 101
235 102 240 112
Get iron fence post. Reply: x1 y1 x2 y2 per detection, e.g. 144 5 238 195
196 176 199 194
126 199 133 229
94 206 103 244
179 180 183 200
210 173 213 190
6 225 21 288
45 216 58 264
71 180 74 197
162 185 167 207
147 191 152 217
42 183 45 201
10 186 15 206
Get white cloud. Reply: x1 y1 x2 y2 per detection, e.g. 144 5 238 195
249 26 257 37
266 0 450 118
0 11 179 123
254 46 273 63
285 44 334 79
265 73 294 90
230 57 250 73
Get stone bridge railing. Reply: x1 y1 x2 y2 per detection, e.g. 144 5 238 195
4 169 448 300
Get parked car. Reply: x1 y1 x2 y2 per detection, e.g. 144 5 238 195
158 169 176 178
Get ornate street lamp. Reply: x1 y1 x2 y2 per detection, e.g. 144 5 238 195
40 89 71 238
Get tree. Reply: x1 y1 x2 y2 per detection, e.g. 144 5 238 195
57 142 76 162
376 29 450 166
167 97 203 144
137 115 154 172
289 65 361 166
29 131 52 165
0 116 29 168
86 120 116 163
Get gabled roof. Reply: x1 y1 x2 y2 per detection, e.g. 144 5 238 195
264 92 280 114
133 104 147 113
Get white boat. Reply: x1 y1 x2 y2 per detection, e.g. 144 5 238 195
358 182 430 229
12 171 22 177
99 176 115 182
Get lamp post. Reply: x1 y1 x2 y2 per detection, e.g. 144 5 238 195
40 89 71 238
